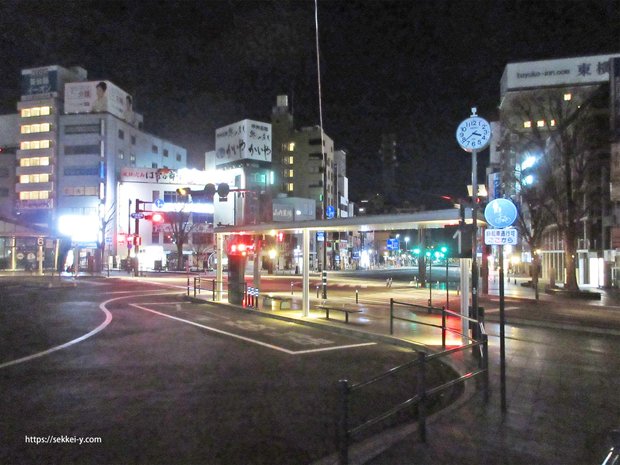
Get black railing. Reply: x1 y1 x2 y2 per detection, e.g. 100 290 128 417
337 300 489 464
187 276 222 301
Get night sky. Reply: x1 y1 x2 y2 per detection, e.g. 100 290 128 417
1 0 619 205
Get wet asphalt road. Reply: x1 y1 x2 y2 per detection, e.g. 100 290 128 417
0 277 450 465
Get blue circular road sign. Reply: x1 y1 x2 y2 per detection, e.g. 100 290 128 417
484 198 517 229
326 205 335 219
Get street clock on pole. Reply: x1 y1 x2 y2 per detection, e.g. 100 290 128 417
456 110 491 152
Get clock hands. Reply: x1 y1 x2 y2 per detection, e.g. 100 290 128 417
464 131 482 141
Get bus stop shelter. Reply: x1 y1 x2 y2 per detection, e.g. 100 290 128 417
213 208 478 322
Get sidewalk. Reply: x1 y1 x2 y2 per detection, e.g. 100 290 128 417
188 277 620 465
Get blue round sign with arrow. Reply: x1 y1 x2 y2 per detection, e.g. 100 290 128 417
484 198 517 229
326 205 335 219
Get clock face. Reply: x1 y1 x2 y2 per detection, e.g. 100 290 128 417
456 116 491 152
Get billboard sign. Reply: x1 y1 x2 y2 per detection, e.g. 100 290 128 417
501 54 620 95
65 81 136 125
273 204 294 222
21 66 59 97
215 119 272 165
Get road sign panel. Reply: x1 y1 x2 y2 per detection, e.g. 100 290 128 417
130 212 145 219
326 205 335 219
485 228 518 245
154 199 165 209
484 198 517 229
386 238 399 251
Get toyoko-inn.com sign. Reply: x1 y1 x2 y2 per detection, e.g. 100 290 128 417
501 54 620 96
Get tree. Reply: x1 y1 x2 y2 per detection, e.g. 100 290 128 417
164 208 200 271
98 201 116 273
500 142 552 300
500 84 609 291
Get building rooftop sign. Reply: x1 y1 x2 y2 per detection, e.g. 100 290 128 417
120 167 216 186
501 53 620 96
215 119 272 165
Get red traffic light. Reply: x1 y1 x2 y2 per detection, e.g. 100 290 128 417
227 235 254 256
150 212 165 223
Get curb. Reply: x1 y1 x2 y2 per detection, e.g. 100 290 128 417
183 295 429 352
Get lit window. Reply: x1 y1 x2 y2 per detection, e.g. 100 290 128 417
20 140 50 150
21 123 50 133
288 156 294 164
20 106 51 118
550 119 556 127
288 169 294 177
523 121 532 128
563 93 572 101
20 175 29 183
288 142 295 151
20 159 30 167
287 183 294 192
19 190 49 200
537 120 545 128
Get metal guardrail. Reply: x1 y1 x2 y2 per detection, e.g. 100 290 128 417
337 299 489 465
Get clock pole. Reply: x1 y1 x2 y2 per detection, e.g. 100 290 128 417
471 145 479 345
456 106 491 354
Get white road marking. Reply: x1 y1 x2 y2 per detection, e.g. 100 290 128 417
0 299 114 369
129 304 376 355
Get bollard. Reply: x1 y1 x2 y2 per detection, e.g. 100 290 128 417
291 282 294 295
316 285 320 298
355 288 359 304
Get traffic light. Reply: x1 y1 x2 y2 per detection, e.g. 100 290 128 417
133 235 142 246
227 235 255 257
176 187 191 196
144 212 166 223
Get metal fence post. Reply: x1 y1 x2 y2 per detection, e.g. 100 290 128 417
355 288 359 304
482 333 490 404
390 298 394 335
417 351 427 442
186 276 190 296
338 379 350 465
212 279 216 301
441 307 446 349
193 277 197 298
